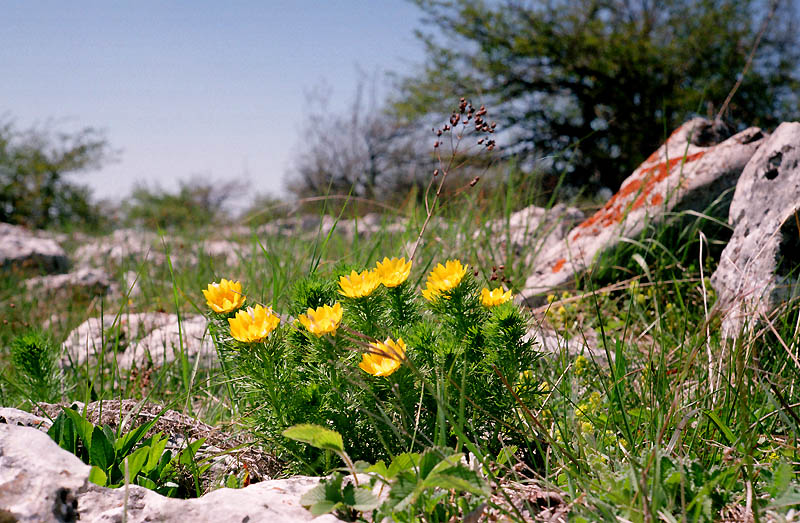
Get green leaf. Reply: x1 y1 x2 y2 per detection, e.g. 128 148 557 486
308 501 339 517
115 417 160 457
282 424 344 453
89 425 115 471
61 407 95 452
125 446 150 481
495 446 517 466
387 452 419 479
703 410 736 447
88 466 108 486
144 433 168 473
423 469 489 497
342 484 379 512
299 483 330 507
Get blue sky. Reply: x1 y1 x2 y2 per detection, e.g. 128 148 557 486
2 1 425 203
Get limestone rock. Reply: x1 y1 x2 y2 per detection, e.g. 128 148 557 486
711 122 800 337
73 228 162 267
24 267 116 299
476 203 585 257
0 423 341 522
521 118 766 301
0 407 52 430
62 312 215 369
0 222 68 274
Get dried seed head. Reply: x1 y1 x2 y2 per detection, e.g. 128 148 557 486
470 176 480 187
433 169 439 177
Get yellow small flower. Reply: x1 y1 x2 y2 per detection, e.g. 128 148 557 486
546 294 557 304
228 305 280 343
481 287 512 307
298 303 343 336
203 279 246 313
580 420 594 434
422 259 468 301
561 291 571 300
359 337 406 377
574 355 588 376
375 257 412 288
338 269 380 299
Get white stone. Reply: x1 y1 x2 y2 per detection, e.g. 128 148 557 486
62 313 215 369
711 121 800 337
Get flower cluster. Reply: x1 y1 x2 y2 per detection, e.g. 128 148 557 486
338 257 413 299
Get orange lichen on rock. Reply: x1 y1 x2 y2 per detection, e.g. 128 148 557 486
552 258 566 273
574 151 706 234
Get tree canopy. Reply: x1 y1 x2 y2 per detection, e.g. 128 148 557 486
391 0 800 193
0 120 111 229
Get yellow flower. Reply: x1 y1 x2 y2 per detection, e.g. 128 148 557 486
574 355 588 376
422 259 468 301
359 337 406 377
338 269 380 299
203 279 246 313
228 305 280 343
375 257 412 288
298 303 343 336
481 287 512 307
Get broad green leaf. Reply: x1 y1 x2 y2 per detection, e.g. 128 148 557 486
125 446 150 481
88 466 108 486
342 484 379 512
299 483 329 507
136 476 157 490
90 425 115 471
282 424 344 453
144 433 168 473
429 453 464 476
365 460 388 478
308 501 338 517
387 452 419 479
61 407 95 453
115 417 160 457
178 438 206 467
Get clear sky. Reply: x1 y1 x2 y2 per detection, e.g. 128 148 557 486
2 1 425 204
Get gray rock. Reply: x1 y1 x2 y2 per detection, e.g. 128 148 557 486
62 313 215 369
24 267 116 298
476 203 585 258
0 407 52 430
0 222 68 274
521 118 766 301
73 228 162 267
711 122 800 338
0 423 342 522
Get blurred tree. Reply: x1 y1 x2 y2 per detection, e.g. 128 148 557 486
392 0 800 193
123 176 243 230
0 119 111 229
286 78 430 202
